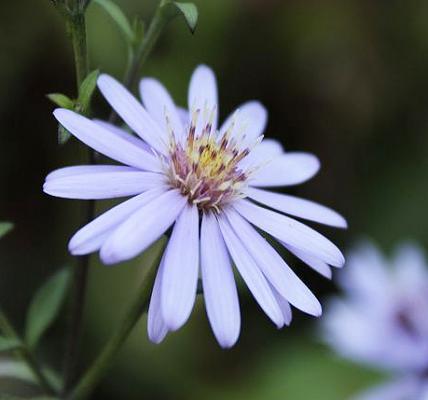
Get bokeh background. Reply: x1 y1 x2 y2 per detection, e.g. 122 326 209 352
1 0 428 398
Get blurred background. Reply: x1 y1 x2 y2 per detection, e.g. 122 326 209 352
1 0 428 398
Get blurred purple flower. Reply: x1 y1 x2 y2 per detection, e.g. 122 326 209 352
323 241 428 399
44 65 346 347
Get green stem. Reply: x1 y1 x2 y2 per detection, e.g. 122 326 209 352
62 5 93 394
126 2 168 89
68 12 89 90
109 0 169 122
0 309 55 395
68 240 166 400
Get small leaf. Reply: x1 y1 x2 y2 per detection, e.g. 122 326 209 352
0 222 13 240
173 2 198 33
93 0 134 43
0 360 60 398
0 360 34 384
0 223 13 239
25 267 71 350
46 93 74 109
42 366 63 393
0 337 22 352
58 125 71 145
78 69 100 113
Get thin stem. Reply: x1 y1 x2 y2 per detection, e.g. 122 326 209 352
62 5 93 394
0 309 55 394
67 12 89 90
68 240 166 400
109 0 169 123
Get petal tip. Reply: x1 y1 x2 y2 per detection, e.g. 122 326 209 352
275 321 285 329
313 304 323 318
336 216 348 229
303 298 322 318
68 236 83 256
195 64 213 73
42 181 53 195
162 309 186 332
214 326 240 348
337 253 346 268
218 337 238 349
148 331 167 345
99 248 119 266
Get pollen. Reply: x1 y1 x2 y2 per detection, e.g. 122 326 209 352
164 107 256 212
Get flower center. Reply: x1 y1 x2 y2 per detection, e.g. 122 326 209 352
165 108 258 211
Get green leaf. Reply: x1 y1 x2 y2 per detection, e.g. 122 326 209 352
46 93 74 109
173 2 198 33
78 69 100 113
93 0 134 43
0 360 34 384
0 360 60 398
25 267 71 350
42 366 63 393
0 337 22 352
0 222 13 240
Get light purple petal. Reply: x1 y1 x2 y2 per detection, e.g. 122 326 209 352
219 101 267 144
161 205 199 331
247 187 347 229
188 65 218 131
139 78 184 142
225 208 321 316
201 212 240 348
339 241 389 296
218 215 284 328
392 242 428 285
270 284 292 326
322 298 383 365
234 199 345 267
256 139 284 157
97 74 167 153
69 187 167 255
284 244 333 279
43 166 164 199
242 139 284 167
45 165 131 182
100 190 187 264
249 152 320 187
147 255 169 344
93 119 151 152
53 109 161 171
177 107 189 127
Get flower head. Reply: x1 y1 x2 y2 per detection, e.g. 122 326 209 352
44 65 346 347
322 241 428 399
165 107 254 211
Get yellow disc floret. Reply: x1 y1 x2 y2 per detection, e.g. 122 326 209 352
164 108 256 212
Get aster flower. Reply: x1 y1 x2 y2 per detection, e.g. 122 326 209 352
322 241 428 400
44 65 346 347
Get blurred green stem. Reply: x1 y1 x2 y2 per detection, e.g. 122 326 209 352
125 0 168 88
68 12 88 88
68 240 166 400
110 0 171 122
62 3 93 395
0 309 55 394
